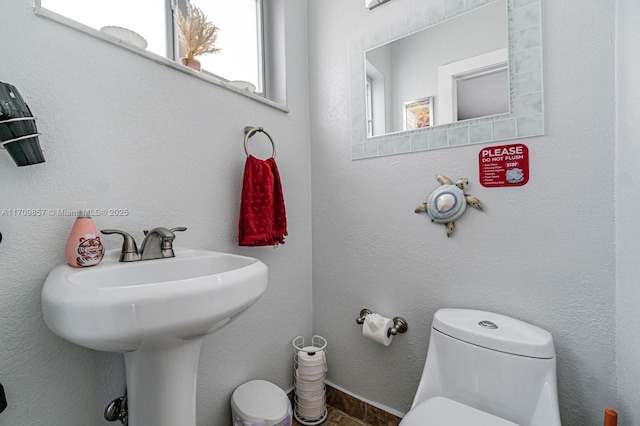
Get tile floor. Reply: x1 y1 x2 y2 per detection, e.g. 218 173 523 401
289 385 401 426
292 405 368 426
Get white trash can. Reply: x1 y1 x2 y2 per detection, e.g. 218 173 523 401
231 380 293 426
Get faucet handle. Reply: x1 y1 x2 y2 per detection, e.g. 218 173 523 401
142 227 187 236
162 228 187 254
100 229 140 262
159 228 186 257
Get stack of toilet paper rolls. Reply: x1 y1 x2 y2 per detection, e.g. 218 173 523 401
293 336 328 425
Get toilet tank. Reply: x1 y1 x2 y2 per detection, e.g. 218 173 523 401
412 309 561 426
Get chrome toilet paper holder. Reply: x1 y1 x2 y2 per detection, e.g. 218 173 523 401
356 308 408 337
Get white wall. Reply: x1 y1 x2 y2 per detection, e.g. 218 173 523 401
309 1 620 425
0 1 312 425
615 0 640 423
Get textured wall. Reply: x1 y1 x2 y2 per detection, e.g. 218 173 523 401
1 0 635 425
308 0 619 424
0 1 312 425
615 0 640 423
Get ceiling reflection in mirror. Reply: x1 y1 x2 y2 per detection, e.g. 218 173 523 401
365 0 508 136
350 0 545 160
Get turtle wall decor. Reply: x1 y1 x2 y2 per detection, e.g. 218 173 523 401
415 175 483 237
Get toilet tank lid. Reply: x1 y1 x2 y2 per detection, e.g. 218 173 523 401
432 309 555 359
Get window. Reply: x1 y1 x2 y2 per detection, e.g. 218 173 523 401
365 59 386 137
365 77 373 137
38 0 264 95
192 0 263 92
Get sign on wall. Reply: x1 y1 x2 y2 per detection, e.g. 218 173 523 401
479 143 529 187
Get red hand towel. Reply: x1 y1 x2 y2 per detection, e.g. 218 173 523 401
239 155 288 246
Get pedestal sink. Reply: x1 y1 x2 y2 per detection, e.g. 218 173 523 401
41 248 268 426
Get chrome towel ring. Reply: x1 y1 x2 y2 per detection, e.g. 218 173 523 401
243 126 276 159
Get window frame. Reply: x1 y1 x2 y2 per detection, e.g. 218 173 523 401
33 0 282 109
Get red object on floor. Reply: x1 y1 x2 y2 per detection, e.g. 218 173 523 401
239 155 287 246
604 408 618 426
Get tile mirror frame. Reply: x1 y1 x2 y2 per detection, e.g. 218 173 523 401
349 0 544 160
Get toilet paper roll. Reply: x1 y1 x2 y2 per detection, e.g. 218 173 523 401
298 348 325 367
362 313 394 346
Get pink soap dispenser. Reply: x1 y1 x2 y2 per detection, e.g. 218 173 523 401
65 209 104 267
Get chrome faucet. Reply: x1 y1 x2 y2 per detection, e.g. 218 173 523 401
101 227 187 262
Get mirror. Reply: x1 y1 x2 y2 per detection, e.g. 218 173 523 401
365 0 508 136
350 0 544 159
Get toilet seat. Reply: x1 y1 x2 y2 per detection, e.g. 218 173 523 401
401 397 519 426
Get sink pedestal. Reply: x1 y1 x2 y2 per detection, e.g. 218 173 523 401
125 339 203 426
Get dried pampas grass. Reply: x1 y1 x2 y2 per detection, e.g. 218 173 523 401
174 0 220 58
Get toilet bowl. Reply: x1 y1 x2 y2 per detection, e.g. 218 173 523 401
400 309 561 426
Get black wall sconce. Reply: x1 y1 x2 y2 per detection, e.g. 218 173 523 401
0 382 6 414
0 82 45 167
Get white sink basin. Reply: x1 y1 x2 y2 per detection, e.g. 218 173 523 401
41 247 268 425
42 248 268 352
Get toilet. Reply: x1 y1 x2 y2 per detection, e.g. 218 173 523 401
400 308 561 426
